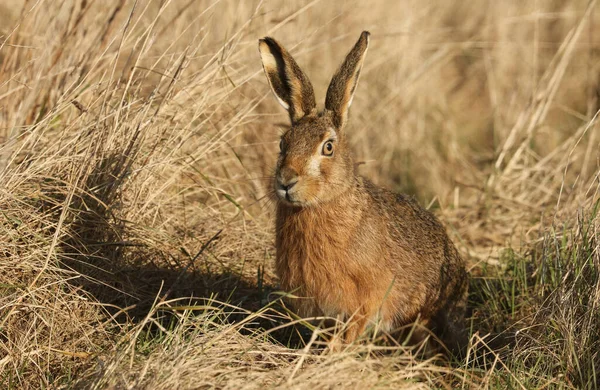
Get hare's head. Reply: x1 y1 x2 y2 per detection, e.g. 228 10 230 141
259 31 370 207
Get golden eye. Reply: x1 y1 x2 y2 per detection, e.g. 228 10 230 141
322 140 334 156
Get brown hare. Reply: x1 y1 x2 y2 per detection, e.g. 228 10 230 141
258 31 468 354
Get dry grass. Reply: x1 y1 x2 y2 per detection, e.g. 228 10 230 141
0 0 599 388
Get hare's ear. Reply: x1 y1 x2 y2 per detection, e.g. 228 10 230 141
258 37 316 124
325 31 370 129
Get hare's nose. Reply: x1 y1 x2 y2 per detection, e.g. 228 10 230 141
278 178 298 192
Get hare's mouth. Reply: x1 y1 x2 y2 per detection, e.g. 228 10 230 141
275 188 303 205
274 176 310 206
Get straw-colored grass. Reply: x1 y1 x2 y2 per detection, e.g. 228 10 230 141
1 0 599 388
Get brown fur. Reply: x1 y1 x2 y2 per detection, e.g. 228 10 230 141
259 32 468 353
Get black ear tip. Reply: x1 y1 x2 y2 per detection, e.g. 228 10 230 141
261 37 277 45
361 31 371 39
259 37 280 53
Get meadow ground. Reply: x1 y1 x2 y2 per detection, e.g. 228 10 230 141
1 0 599 388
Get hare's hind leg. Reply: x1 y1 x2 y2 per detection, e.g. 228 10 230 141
433 288 468 357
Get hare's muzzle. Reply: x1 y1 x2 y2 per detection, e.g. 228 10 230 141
275 175 299 203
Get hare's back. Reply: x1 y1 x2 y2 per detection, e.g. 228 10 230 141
361 178 461 267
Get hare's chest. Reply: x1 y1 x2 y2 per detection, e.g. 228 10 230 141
275 208 365 316
276 242 361 318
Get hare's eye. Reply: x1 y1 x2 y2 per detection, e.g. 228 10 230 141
279 139 284 152
322 140 334 156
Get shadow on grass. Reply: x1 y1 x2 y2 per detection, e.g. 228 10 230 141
46 150 310 350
